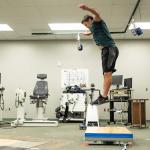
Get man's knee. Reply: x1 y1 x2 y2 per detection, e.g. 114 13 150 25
103 72 112 81
104 72 112 77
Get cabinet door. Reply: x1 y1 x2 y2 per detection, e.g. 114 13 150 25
132 101 146 126
132 102 140 125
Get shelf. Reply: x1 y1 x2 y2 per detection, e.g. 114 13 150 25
109 89 132 124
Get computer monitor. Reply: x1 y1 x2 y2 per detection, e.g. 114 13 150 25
112 75 123 89
124 78 132 89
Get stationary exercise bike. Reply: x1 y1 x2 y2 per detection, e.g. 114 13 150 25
80 83 100 130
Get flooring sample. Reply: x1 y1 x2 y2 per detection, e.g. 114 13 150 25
0 146 25 150
0 139 45 149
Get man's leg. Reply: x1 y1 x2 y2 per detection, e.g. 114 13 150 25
91 72 112 105
103 72 112 97
102 47 119 97
92 47 119 105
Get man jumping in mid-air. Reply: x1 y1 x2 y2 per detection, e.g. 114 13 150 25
79 4 119 105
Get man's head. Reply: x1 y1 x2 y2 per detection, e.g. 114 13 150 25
81 15 93 29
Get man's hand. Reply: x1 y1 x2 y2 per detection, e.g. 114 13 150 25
79 4 101 22
79 4 89 10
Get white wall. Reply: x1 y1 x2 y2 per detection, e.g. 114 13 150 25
0 40 150 120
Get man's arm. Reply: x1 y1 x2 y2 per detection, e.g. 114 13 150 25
79 4 101 22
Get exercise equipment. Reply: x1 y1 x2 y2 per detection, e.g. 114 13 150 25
85 127 133 146
11 88 26 126
80 83 100 130
79 84 134 148
15 88 26 120
11 74 58 127
56 85 86 122
0 73 5 121
0 85 5 112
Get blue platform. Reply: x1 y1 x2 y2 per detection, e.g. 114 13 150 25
85 127 133 143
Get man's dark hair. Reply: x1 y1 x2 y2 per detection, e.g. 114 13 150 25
81 15 93 24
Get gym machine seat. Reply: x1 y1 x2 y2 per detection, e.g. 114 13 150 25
30 74 48 102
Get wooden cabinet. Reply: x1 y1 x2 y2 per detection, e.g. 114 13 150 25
130 99 148 128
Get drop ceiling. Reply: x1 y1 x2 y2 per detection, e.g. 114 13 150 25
0 0 150 40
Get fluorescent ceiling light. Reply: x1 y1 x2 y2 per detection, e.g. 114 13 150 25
129 22 150 30
0 24 13 31
48 23 89 32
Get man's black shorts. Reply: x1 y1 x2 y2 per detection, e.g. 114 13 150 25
101 46 119 74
